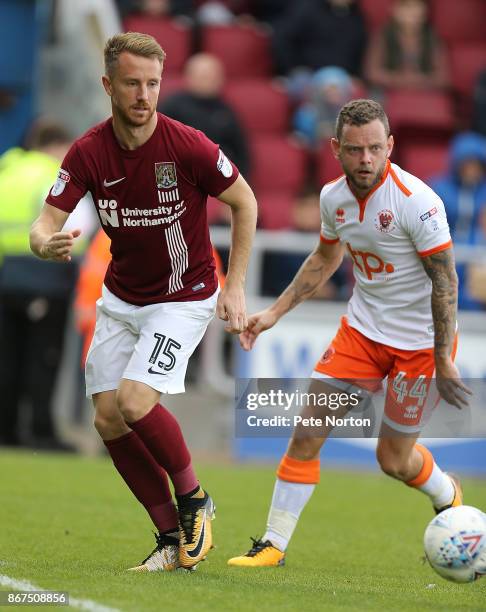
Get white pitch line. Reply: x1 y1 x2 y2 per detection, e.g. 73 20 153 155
0 574 121 612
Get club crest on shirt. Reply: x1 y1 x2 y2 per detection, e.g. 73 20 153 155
374 209 395 233
50 168 70 197
155 162 177 189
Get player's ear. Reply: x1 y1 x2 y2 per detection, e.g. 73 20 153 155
386 134 394 158
102 75 113 96
330 137 340 160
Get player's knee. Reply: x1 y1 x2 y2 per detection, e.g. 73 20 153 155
376 446 409 480
93 410 127 439
116 388 148 423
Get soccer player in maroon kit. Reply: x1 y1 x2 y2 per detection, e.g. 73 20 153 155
29 33 257 571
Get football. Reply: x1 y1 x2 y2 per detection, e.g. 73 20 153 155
424 505 486 583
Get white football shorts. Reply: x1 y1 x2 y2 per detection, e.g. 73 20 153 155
85 284 218 397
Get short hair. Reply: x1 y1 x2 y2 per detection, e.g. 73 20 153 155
335 99 390 140
104 32 166 78
24 118 72 150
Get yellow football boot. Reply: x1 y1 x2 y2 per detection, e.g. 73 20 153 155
128 532 179 572
178 490 215 569
227 538 285 567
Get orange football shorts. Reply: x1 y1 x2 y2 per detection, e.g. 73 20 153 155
313 316 457 431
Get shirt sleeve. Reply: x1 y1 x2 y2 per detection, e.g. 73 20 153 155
45 142 88 212
319 186 339 243
190 130 239 197
402 189 452 257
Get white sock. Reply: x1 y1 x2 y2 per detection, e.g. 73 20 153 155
263 478 316 552
416 463 455 508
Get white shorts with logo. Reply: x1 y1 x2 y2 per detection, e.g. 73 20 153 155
85 285 218 397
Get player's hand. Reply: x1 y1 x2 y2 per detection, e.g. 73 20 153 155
239 308 278 351
39 229 81 262
435 358 472 409
216 282 247 334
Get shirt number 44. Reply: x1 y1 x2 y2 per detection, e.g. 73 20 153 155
392 372 429 406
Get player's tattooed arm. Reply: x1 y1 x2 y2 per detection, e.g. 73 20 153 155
239 240 344 350
274 240 344 316
421 247 458 359
421 247 471 407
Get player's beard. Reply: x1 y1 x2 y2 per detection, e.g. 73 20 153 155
115 101 156 128
344 159 387 193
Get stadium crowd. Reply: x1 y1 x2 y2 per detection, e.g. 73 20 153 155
1 0 486 449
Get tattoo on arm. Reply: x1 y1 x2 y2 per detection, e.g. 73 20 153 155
280 248 342 311
421 248 458 357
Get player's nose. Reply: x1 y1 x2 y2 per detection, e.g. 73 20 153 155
360 148 373 164
137 85 149 100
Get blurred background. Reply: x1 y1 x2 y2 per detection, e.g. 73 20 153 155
0 0 485 473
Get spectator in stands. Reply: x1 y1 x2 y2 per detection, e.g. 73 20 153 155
262 188 350 299
159 53 250 175
430 132 486 310
293 66 354 147
0 120 91 449
473 69 486 137
272 0 367 80
247 0 293 28
364 0 448 93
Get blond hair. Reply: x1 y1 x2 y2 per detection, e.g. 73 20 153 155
336 99 390 140
104 32 166 78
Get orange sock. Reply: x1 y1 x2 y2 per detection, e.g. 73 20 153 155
277 454 320 484
406 444 455 508
406 444 434 487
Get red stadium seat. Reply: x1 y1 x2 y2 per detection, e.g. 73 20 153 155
250 136 307 196
431 0 486 44
123 16 192 74
385 90 454 133
449 43 486 96
316 141 342 187
224 80 290 136
258 191 295 230
399 142 449 183
201 24 272 79
359 0 391 31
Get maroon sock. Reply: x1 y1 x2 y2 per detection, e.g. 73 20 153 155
104 431 178 533
128 404 199 495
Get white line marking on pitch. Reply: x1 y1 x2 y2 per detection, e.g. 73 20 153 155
0 574 121 612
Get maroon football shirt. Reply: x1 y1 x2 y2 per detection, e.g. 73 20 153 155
46 113 239 305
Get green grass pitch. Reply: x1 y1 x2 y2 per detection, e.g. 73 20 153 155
0 451 485 611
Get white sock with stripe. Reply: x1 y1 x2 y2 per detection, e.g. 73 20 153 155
263 479 316 552
416 463 455 508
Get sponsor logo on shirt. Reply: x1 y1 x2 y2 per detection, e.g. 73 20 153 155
155 162 178 189
50 168 71 197
97 197 187 228
420 207 438 222
346 242 394 280
217 149 233 178
336 208 345 224
98 199 120 227
374 209 395 233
